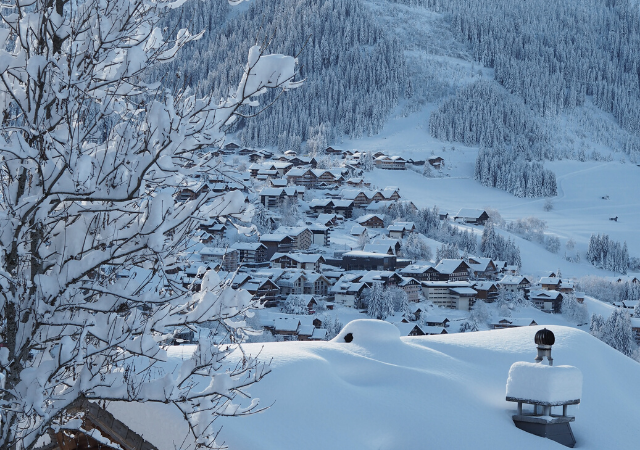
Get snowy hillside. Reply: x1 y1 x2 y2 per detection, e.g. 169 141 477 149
109 321 640 450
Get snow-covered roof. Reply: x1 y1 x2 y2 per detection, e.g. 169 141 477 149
393 322 423 336
310 328 328 340
274 317 300 332
454 208 487 219
362 243 394 255
435 259 466 274
449 287 477 295
355 214 383 224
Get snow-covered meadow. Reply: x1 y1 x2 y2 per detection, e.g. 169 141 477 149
110 321 640 450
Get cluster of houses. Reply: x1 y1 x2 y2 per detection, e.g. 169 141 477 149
167 143 636 342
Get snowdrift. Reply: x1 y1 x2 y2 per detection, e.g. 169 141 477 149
109 322 639 449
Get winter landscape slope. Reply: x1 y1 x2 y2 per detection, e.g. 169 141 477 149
109 321 640 450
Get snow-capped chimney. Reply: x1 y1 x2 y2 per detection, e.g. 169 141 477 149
534 328 554 366
506 328 582 448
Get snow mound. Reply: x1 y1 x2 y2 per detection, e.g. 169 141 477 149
506 362 583 404
332 319 401 345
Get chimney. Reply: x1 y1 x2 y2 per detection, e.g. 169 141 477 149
505 329 582 448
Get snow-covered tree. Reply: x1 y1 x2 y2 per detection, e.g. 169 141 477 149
389 287 411 319
366 282 394 320
590 314 605 340
282 295 311 315
599 309 637 357
360 152 375 172
561 294 589 325
404 233 432 261
469 300 490 325
0 0 300 447
546 236 561 254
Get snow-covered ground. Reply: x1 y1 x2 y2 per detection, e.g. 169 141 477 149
111 322 640 450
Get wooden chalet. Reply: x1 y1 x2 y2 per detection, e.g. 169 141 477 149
259 234 294 259
356 214 385 228
435 259 470 282
428 156 445 169
491 318 538 329
453 208 490 225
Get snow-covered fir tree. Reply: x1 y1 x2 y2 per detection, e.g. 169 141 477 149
283 295 311 315
561 294 589 325
366 282 395 320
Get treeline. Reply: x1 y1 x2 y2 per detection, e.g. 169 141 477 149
429 81 549 153
418 0 640 141
475 146 557 198
586 234 630 274
156 0 407 150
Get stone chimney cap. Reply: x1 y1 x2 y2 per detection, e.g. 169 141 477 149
535 328 555 346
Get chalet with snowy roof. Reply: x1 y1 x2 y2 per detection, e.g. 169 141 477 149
350 224 368 238
200 247 239 272
428 156 445 169
490 318 538 329
315 213 340 227
276 271 306 297
466 256 498 279
271 161 294 176
370 188 401 202
313 168 346 186
331 277 367 307
388 221 416 239
230 242 268 264
272 316 301 338
472 281 498 302
309 328 328 340
303 272 331 296
175 181 209 203
529 290 564 313
399 264 440 281
346 177 371 188
359 271 403 288
363 243 396 255
374 155 407 170
435 259 470 282
453 208 490 225
286 167 315 187
399 277 422 302
325 146 342 154
424 316 450 327
259 187 302 210
539 277 562 290
373 238 402 255
342 189 371 208
497 275 531 293
309 199 354 218
422 326 449 335
270 253 325 272
356 214 385 228
269 178 288 188
241 278 280 307
394 322 425 336
341 251 397 271
224 142 240 151
260 234 294 259
274 226 312 250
